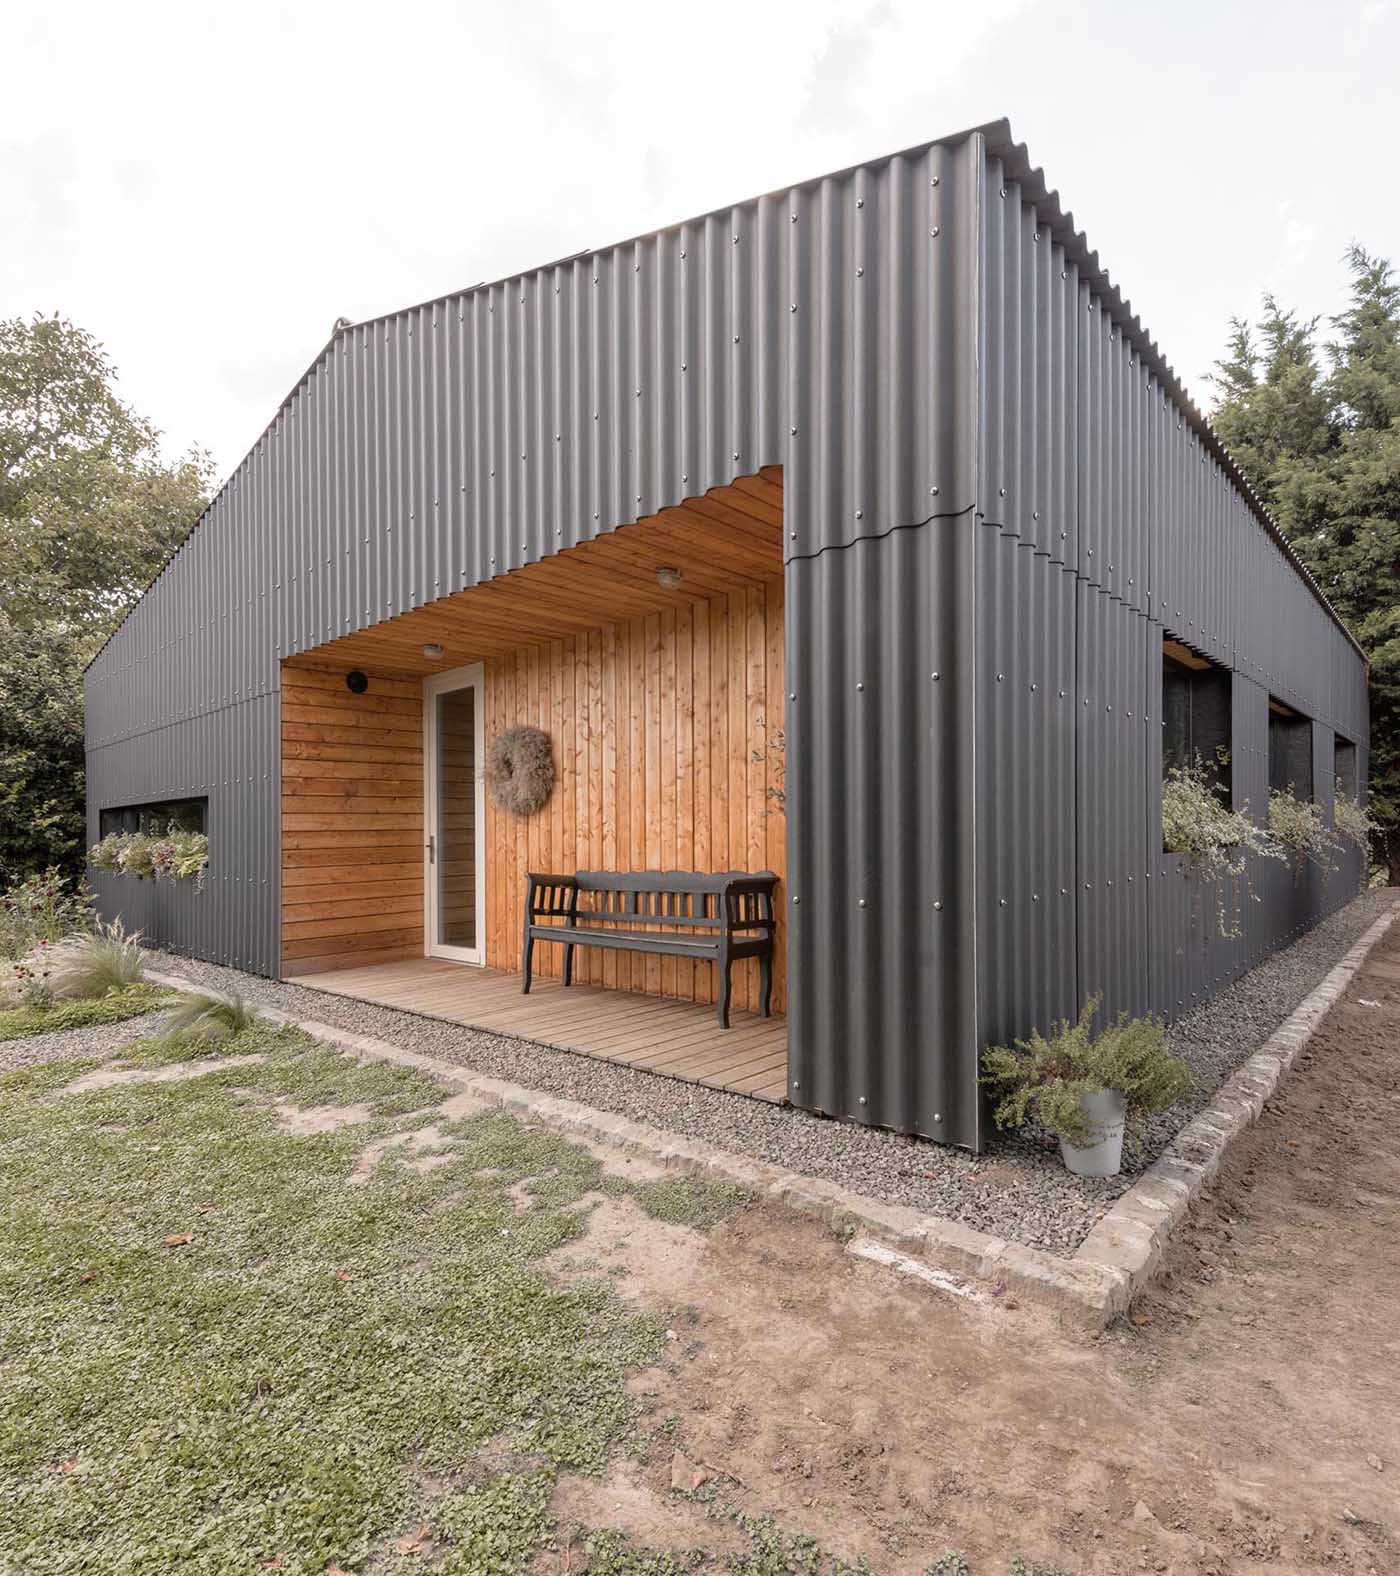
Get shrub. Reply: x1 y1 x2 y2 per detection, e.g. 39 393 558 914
981 998 1194 1149
0 870 93 960
43 919 145 1001
157 990 258 1046
1268 787 1342 876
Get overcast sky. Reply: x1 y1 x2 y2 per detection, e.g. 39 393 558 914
5 0 1397 478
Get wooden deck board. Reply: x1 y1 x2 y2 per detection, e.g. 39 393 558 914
286 959 789 1104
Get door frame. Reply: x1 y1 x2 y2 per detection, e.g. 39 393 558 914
422 663 487 965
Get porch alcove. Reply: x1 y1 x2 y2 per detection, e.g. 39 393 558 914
278 468 788 1102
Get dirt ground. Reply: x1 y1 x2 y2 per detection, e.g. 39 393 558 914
548 915 1400 1574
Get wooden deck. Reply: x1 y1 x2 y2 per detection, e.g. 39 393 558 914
286 958 790 1103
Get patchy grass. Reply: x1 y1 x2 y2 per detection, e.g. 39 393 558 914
0 1026 663 1574
0 983 168 1042
633 1177 748 1232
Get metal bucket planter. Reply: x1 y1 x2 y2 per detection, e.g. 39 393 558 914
1058 1088 1127 1178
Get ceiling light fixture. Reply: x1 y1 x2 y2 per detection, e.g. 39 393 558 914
422 642 445 660
655 565 683 590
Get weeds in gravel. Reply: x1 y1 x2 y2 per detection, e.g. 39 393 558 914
0 983 167 1043
925 1556 970 1576
633 1177 748 1231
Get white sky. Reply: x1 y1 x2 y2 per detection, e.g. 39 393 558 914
5 0 1397 478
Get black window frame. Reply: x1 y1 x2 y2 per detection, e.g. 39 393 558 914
99 797 208 839
1267 700 1314 801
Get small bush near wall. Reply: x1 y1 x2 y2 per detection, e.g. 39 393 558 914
0 870 94 961
89 828 209 890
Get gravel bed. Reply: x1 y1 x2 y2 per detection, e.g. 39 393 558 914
144 886 1396 1256
0 1013 166 1078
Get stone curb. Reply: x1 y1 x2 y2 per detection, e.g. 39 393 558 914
143 900 1398 1334
1071 897 1400 1315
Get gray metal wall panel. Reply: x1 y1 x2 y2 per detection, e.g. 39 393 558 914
973 530 1077 1052
786 515 979 1148
84 694 280 975
87 131 986 987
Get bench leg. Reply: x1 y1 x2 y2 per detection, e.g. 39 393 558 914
759 953 773 1019
562 943 575 988
716 956 732 1030
521 933 534 995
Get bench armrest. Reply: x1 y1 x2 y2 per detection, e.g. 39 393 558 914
526 872 580 919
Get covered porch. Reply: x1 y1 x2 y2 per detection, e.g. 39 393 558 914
288 957 788 1102
279 466 790 1105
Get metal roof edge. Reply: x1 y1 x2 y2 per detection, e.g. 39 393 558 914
976 125 1366 665
89 115 1367 675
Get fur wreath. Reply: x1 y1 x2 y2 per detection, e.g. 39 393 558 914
486 726 556 817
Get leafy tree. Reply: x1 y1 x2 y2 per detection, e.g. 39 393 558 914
0 315 213 881
1209 248 1400 883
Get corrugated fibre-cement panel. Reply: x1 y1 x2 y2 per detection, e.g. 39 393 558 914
973 527 1077 1052
785 512 978 1149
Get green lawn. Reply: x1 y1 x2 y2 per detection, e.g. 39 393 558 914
0 1021 667 1574
0 982 171 1042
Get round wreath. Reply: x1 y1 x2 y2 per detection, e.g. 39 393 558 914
486 725 556 818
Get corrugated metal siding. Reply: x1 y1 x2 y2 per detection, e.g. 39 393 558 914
85 117 1371 1150
85 695 280 973
976 141 1369 1067
786 514 979 1146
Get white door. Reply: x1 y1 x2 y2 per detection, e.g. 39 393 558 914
423 664 486 964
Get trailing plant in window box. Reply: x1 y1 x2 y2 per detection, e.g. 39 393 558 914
88 828 210 890
981 997 1194 1177
1161 760 1281 934
1267 787 1342 877
1333 782 1377 854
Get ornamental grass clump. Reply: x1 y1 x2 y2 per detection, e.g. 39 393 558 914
156 990 258 1048
981 997 1194 1149
1267 787 1342 877
43 919 146 1001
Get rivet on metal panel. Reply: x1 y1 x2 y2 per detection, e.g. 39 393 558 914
856 197 864 209
733 232 740 241
1030 683 1037 692
859 1096 867 1105
999 187 1007 197
733 334 740 343
856 267 864 278
1061 887 1068 895
931 485 940 496
934 900 943 910
790 531 796 541
930 227 940 238
998 487 1005 497
732 451 739 462
1033 231 1041 242
1058 689 1065 697
931 176 939 186
792 1081 800 1090
791 895 800 903
856 682 864 692
996 673 1003 682
855 509 863 519
1032 510 1039 520
999 897 1006 907
858 899 867 909
1032 893 1040 902
680 250 686 259
682 474 688 484
790 211 797 222
931 671 940 681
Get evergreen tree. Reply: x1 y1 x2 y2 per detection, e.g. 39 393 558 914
1210 249 1400 882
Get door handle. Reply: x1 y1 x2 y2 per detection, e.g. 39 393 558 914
427 835 436 865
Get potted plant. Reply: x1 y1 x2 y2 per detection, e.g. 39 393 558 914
980 998 1194 1178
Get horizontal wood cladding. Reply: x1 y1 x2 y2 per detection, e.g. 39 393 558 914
281 662 425 974
484 578 787 1015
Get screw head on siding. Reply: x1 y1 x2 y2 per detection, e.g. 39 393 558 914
791 895 800 903
858 899 867 908
999 487 1006 497
930 485 940 496
856 197 864 208
930 226 940 238
857 267 864 278
1000 187 1008 197
791 302 797 313
931 671 940 681
933 900 943 911
856 682 864 692
855 509 863 519
931 175 940 186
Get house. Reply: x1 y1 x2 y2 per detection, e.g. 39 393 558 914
85 119 1369 1151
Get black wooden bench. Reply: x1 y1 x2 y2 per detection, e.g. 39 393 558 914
522 870 778 1028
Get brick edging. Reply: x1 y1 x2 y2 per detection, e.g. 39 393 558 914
143 900 1398 1333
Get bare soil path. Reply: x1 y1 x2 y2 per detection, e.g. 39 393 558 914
554 917 1400 1574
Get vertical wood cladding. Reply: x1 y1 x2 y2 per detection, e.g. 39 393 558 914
484 579 787 1015
280 663 425 975
281 583 787 1013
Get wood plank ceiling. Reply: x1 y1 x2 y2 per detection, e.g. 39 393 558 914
294 467 783 676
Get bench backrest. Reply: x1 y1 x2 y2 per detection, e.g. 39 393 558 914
528 870 776 930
